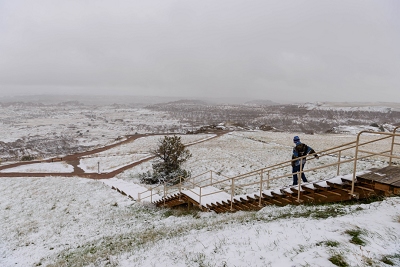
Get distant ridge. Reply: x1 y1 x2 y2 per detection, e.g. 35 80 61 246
0 94 281 106
164 99 211 106
244 99 279 106
320 101 400 109
0 95 182 106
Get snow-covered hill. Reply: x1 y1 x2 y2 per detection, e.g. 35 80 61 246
1 129 400 267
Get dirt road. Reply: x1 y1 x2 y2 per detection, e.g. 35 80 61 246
0 131 229 179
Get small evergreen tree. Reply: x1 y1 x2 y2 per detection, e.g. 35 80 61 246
140 135 192 185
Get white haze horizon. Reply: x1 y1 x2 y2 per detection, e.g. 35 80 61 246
1 93 400 107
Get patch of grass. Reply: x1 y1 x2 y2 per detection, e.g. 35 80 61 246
43 215 212 267
257 196 393 223
342 195 386 205
325 240 340 247
46 229 169 267
259 203 349 222
311 206 347 219
329 254 349 267
345 227 367 246
381 256 394 265
21 155 35 161
162 209 174 217
381 253 400 266
162 208 199 218
293 244 307 254
187 252 209 267
316 240 340 247
362 255 373 266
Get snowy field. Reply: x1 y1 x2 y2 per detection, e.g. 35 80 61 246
1 127 400 267
79 134 216 173
0 105 182 144
0 104 186 161
1 177 400 267
0 162 74 173
118 131 395 192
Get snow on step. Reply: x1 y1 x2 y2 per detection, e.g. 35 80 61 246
201 172 374 207
261 188 283 197
182 186 231 206
102 178 162 202
232 193 257 202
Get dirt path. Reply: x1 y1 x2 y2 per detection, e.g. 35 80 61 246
0 131 229 179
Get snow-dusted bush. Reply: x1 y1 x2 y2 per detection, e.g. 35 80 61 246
140 135 192 185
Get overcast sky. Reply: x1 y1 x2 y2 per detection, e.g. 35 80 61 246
0 0 399 103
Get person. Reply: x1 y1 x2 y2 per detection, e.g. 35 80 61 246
291 136 319 185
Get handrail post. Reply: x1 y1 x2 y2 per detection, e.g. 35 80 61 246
267 170 270 189
138 192 141 202
352 132 363 196
163 181 166 206
179 176 182 201
337 151 341 176
389 127 399 166
199 186 202 208
389 134 395 166
298 158 303 202
210 170 213 185
150 188 153 202
259 170 263 207
231 178 234 211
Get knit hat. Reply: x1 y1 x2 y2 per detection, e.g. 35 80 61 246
293 136 300 142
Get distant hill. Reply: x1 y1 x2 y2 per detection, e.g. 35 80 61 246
314 102 400 112
0 95 182 106
244 99 279 106
0 95 281 106
163 99 211 106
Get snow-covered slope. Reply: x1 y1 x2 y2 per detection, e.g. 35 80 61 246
1 129 400 267
1 176 399 267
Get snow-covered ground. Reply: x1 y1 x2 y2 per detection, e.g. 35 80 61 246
0 104 187 161
0 105 183 145
0 162 74 173
118 131 395 193
78 134 216 173
1 119 400 266
1 176 399 267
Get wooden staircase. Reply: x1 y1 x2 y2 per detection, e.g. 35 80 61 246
138 128 400 213
153 166 400 213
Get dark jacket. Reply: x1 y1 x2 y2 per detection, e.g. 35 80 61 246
292 142 317 167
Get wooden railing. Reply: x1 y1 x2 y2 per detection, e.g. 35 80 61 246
138 127 400 209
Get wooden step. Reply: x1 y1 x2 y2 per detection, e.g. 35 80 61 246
262 193 284 206
153 166 400 213
280 188 297 197
326 181 351 190
313 183 330 191
240 197 261 210
301 185 320 193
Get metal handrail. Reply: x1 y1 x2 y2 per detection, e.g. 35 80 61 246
390 126 400 166
351 129 400 195
137 169 233 202
138 129 400 206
